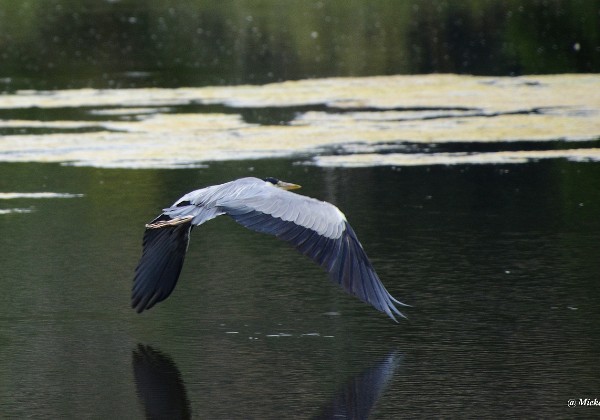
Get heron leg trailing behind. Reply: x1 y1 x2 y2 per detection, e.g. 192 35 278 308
146 215 194 229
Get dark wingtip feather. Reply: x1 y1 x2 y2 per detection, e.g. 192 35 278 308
225 206 408 322
327 222 408 322
132 217 192 313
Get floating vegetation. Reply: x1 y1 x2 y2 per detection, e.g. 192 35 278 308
0 192 83 199
0 74 598 168
309 148 600 167
0 207 34 215
0 192 83 215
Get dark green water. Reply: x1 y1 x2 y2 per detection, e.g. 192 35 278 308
1 160 599 417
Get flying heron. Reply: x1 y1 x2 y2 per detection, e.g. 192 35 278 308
132 177 408 321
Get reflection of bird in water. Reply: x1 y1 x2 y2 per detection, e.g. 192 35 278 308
132 344 191 420
314 351 403 420
132 177 408 321
132 343 401 419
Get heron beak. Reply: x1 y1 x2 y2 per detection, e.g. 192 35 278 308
277 181 301 190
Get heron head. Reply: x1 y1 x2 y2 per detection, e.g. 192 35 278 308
263 177 301 191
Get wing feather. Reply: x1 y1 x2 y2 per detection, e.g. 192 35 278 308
132 217 192 313
277 224 305 242
318 237 340 270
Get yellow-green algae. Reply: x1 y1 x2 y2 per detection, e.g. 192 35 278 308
0 74 599 168
311 149 600 168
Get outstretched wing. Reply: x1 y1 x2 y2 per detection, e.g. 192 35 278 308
132 215 193 313
220 187 407 321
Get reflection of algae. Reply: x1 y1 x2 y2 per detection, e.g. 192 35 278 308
0 74 599 168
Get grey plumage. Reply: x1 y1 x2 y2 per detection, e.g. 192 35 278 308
132 177 408 321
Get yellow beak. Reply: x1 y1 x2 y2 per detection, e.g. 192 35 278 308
277 181 301 190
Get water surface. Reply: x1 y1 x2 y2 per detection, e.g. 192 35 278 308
1 160 599 417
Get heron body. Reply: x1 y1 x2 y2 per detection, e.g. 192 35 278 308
132 177 407 321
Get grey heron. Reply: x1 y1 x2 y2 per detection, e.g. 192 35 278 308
132 177 408 321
